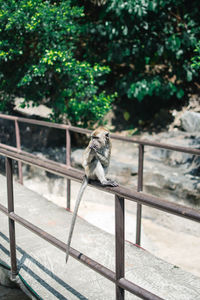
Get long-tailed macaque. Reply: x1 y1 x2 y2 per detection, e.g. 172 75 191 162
66 127 118 263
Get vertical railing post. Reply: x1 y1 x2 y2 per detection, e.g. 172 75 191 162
115 195 125 300
136 144 144 246
66 126 71 210
6 157 18 279
15 119 23 185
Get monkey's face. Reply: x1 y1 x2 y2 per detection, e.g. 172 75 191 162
90 128 110 149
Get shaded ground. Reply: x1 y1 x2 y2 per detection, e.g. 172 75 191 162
0 285 29 300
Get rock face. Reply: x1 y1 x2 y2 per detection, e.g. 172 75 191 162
137 131 200 205
181 111 200 132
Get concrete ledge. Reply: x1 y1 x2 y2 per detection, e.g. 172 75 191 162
0 174 200 299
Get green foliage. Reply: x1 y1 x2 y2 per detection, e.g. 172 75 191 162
191 41 200 70
128 77 184 102
78 0 200 112
0 92 13 112
67 91 117 127
0 0 115 127
1 0 200 128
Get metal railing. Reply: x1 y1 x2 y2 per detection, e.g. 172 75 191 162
0 114 200 299
0 113 199 245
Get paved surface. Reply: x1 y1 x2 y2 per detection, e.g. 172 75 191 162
0 174 200 299
23 172 200 278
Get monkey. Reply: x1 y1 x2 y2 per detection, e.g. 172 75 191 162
66 127 118 263
83 127 118 186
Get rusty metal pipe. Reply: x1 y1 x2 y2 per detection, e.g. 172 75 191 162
118 278 164 300
14 120 23 185
136 144 144 245
66 127 71 210
6 158 18 278
115 195 125 299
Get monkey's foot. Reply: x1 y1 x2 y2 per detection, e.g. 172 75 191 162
102 179 118 187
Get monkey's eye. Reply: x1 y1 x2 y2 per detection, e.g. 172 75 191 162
105 133 109 138
92 136 99 139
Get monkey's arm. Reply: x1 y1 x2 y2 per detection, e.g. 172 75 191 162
82 146 95 168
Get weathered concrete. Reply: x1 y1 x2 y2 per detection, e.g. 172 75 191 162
0 174 200 299
17 172 200 277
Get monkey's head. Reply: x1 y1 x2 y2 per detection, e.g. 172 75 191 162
90 127 110 149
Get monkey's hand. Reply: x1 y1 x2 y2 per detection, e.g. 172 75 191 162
89 144 99 152
89 142 109 166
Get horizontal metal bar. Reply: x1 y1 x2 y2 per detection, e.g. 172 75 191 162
118 278 163 300
69 127 200 156
0 113 68 130
119 188 200 223
0 203 164 299
68 125 91 135
0 146 81 180
110 134 200 156
0 204 115 283
0 143 67 169
0 146 200 224
0 114 199 156
0 203 8 214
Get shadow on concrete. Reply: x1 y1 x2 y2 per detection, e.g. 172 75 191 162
0 232 88 300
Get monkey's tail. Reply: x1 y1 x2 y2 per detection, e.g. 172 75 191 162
66 175 88 263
